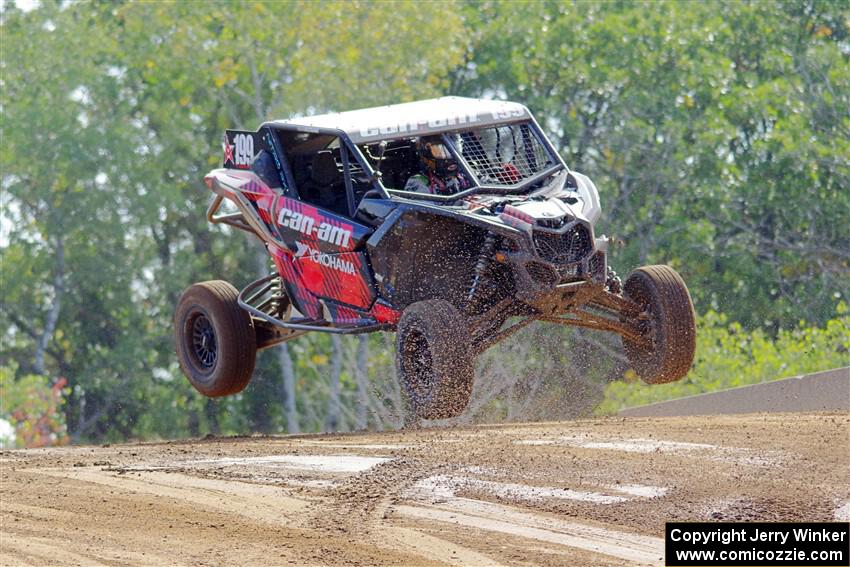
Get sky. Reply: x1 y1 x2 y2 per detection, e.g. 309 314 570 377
0 0 37 11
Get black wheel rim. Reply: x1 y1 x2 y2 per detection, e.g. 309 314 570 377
190 313 217 369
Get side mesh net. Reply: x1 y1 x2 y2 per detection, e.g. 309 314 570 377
450 123 555 187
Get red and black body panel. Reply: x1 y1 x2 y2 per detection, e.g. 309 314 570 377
207 167 399 327
274 198 374 310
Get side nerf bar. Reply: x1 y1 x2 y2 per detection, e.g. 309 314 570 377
237 274 391 335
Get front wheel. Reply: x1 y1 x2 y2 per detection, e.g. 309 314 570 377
621 265 696 384
174 280 257 397
396 300 475 420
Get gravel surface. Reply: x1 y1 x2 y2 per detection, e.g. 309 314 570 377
1 412 847 566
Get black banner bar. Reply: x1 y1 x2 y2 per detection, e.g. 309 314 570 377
666 522 849 566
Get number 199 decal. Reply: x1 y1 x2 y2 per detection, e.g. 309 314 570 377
224 130 259 169
234 133 254 166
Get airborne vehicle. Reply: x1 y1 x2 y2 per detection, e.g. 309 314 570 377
174 97 696 419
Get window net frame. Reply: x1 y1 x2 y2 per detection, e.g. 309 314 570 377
442 121 561 190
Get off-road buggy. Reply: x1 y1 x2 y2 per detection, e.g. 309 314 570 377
174 97 696 419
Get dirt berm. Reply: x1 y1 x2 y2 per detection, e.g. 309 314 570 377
2 413 848 566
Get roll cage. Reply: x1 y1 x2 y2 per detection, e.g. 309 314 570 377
248 113 567 217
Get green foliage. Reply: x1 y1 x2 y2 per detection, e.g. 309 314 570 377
0 1 463 441
0 364 70 448
597 302 850 414
456 0 850 329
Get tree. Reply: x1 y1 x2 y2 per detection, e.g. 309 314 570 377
1 0 468 441
454 0 849 329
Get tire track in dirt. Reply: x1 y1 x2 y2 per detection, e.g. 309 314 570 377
35 467 310 525
302 456 500 565
1 412 846 566
393 500 663 565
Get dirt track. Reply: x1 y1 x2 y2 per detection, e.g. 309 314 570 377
2 412 848 566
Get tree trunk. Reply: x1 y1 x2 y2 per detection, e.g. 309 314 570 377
278 343 299 433
354 335 369 430
325 335 342 432
35 236 64 376
205 398 220 434
187 407 201 437
383 333 404 429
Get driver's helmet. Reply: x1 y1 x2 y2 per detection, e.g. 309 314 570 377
417 136 459 177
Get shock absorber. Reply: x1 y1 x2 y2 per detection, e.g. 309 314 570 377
268 258 287 318
606 266 623 295
467 233 497 304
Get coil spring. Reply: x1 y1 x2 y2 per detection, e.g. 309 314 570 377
606 266 623 295
269 259 286 317
467 233 497 303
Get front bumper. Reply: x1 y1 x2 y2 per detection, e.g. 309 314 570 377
503 235 609 301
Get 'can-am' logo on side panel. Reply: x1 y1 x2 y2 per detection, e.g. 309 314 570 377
278 208 352 248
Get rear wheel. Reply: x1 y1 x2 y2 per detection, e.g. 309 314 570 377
396 300 475 420
174 280 257 397
622 265 696 384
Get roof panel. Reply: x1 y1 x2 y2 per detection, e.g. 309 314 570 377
272 97 532 144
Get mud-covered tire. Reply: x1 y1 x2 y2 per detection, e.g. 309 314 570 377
396 300 475 420
622 265 696 384
174 280 257 397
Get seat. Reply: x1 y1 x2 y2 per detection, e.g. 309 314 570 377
309 152 347 215
311 152 341 187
